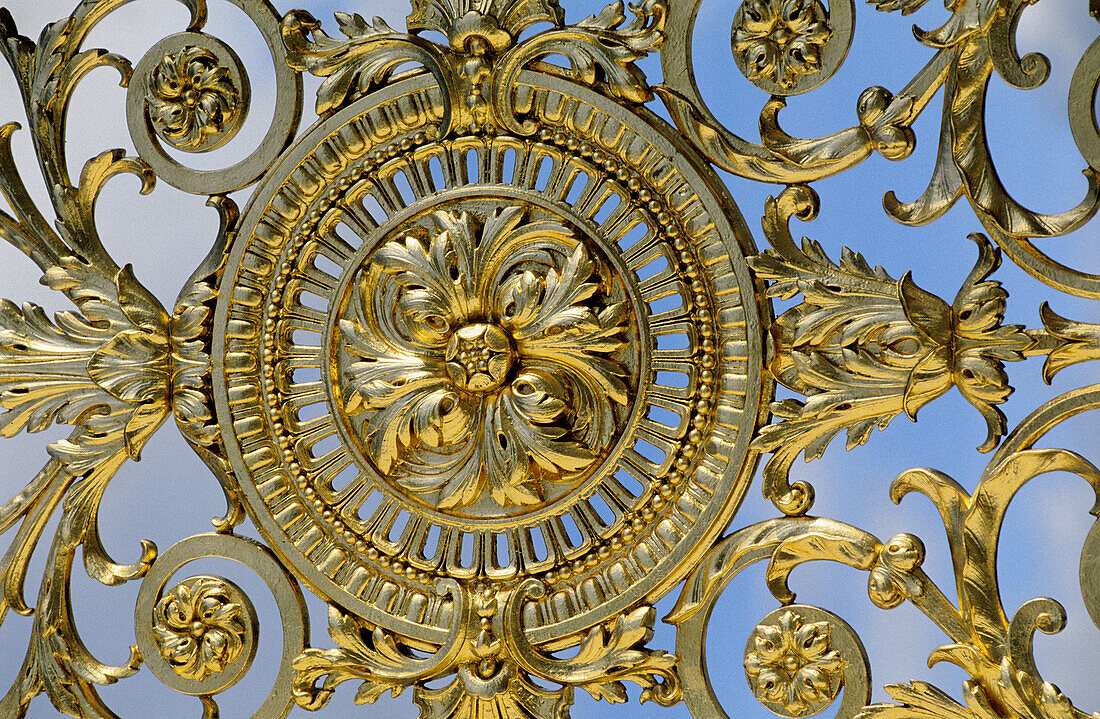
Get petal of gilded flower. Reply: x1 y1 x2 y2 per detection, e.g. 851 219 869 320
185 58 209 83
362 379 458 473
793 666 834 703
785 682 809 715
786 39 823 78
741 40 779 81
480 397 542 507
151 64 182 100
744 651 768 677
793 619 831 660
808 650 844 674
414 389 472 448
753 624 786 662
170 638 200 674
375 231 472 328
164 588 194 626
520 358 620 453
498 370 596 475
777 611 800 639
775 47 800 88
510 244 600 342
156 632 189 655
496 270 544 329
197 595 223 619
739 0 779 36
397 287 460 347
434 428 488 508
165 117 196 142
341 321 446 409
206 602 242 629
753 668 788 704
147 100 183 129
797 20 832 46
198 92 224 125
198 64 229 90
779 0 818 33
202 630 228 671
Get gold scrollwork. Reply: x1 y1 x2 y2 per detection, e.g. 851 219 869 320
135 532 309 718
125 0 304 195
292 578 680 714
1 0 1099 716
669 385 1100 719
283 0 667 138
749 185 1036 515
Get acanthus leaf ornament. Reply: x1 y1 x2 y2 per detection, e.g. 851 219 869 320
488 0 667 134
284 0 666 137
413 664 575 719
498 580 681 707
293 577 681 713
748 185 1034 515
0 2 252 714
406 0 565 40
292 580 471 709
1038 304 1100 384
281 10 460 123
338 207 628 510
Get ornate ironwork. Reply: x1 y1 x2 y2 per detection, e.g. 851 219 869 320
0 0 1096 716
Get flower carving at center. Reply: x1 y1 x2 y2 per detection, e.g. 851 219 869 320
743 610 843 716
339 206 631 511
146 46 242 150
732 0 832 90
152 577 248 682
446 322 515 392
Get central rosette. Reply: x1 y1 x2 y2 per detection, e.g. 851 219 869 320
445 322 514 392
337 205 633 513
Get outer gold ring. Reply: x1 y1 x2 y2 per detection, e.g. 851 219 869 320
215 70 769 648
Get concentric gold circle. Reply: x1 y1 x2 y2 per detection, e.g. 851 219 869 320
215 71 768 646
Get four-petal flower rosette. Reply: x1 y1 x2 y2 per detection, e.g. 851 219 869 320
338 206 633 512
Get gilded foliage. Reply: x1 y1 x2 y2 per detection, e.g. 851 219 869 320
0 3 219 715
3 0 1100 716
407 0 565 44
501 580 682 707
749 186 1032 514
282 10 458 121
1038 303 1100 383
413 664 574 719
283 0 666 136
340 207 629 509
858 676 1080 719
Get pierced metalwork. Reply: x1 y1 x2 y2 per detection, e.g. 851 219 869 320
0 0 1098 716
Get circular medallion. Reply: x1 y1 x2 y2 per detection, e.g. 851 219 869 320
214 72 768 646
